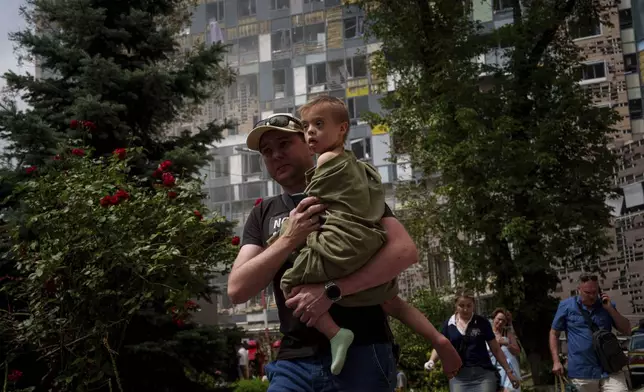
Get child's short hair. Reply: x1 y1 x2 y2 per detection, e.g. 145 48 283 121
298 96 351 139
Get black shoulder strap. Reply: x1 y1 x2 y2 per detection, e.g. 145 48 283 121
576 297 599 332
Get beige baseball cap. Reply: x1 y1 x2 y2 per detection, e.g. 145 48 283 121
246 113 304 151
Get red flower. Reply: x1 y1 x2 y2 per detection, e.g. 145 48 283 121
168 191 178 199
100 195 111 207
194 210 203 220
109 195 120 205
173 318 185 327
115 189 130 200
44 279 57 294
25 166 37 175
159 160 172 172
71 148 85 157
162 172 176 187
82 120 97 131
53 155 61 161
254 198 263 206
70 119 79 129
170 306 178 314
8 369 23 382
113 148 127 160
231 236 240 246
185 300 198 310
152 168 162 178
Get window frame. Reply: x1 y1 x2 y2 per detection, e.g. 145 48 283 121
238 0 257 18
273 69 287 99
578 61 607 85
493 0 513 11
206 0 225 22
624 53 638 74
344 15 365 40
347 55 368 79
269 0 290 10
568 16 602 41
242 153 263 175
619 8 633 30
346 96 369 124
349 137 372 161
271 29 291 53
307 62 327 86
629 98 643 120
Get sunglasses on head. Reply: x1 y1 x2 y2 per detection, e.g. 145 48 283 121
579 274 598 282
254 115 302 129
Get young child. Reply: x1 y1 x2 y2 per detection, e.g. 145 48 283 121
272 96 462 376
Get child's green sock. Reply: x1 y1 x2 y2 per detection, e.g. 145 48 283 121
330 328 354 375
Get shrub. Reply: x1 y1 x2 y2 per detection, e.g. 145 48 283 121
233 379 269 392
1 146 238 391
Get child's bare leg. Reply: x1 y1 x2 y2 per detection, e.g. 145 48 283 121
314 311 354 375
382 296 462 375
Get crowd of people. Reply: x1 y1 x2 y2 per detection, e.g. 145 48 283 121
227 96 636 392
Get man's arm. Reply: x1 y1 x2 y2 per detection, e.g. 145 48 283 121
336 216 418 296
227 240 295 304
549 329 561 363
227 197 326 304
607 306 631 336
285 216 418 325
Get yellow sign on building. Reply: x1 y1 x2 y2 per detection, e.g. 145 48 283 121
371 124 389 135
347 85 369 97
346 78 369 97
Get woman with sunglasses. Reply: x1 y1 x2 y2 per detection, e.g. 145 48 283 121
425 290 520 392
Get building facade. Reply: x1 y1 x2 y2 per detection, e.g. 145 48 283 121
554 0 644 321
188 0 644 327
177 0 422 325
440 0 644 321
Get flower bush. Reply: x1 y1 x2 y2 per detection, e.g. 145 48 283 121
1 146 238 391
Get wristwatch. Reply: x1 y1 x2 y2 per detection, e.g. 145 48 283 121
324 281 342 303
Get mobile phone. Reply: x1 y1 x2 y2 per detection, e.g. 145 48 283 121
290 193 307 206
599 287 608 305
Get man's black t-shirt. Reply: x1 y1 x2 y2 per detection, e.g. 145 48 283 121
241 194 395 360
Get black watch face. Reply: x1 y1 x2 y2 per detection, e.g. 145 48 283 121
327 285 341 300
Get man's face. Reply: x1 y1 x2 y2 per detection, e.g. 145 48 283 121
578 280 599 305
258 130 314 187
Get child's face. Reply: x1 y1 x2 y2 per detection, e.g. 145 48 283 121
301 104 346 154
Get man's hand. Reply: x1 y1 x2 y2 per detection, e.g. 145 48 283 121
285 283 332 327
601 293 612 310
281 196 326 249
435 338 462 379
552 361 563 376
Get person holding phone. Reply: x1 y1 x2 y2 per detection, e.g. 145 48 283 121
227 112 458 391
549 273 631 392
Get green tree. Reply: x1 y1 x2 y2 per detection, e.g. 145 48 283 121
391 289 451 391
0 0 236 389
1 147 238 391
361 0 618 383
0 0 232 174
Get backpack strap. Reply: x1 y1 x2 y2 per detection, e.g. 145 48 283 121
575 296 599 333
